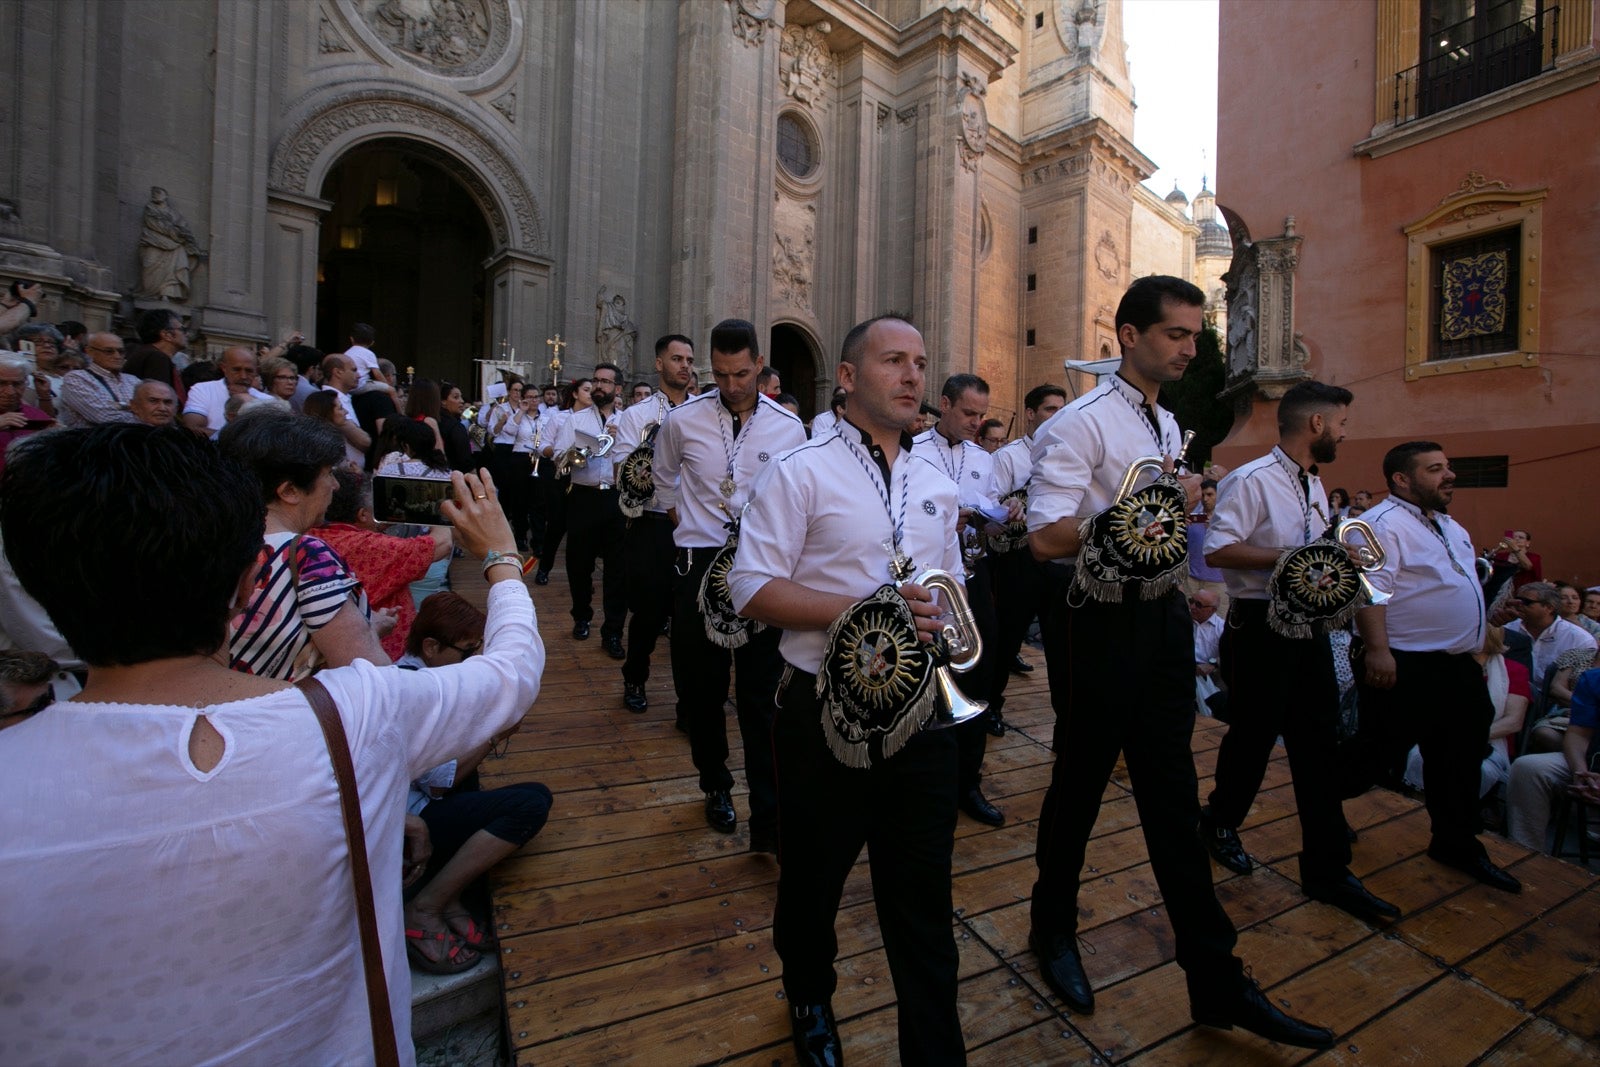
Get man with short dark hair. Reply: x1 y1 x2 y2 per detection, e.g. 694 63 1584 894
1026 276 1332 1048
1344 441 1523 894
285 344 324 412
311 352 372 464
1200 380 1399 922
129 380 179 427
58 333 139 428
125 308 190 404
757 365 781 399
183 347 272 437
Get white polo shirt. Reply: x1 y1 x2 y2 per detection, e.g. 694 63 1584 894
1026 374 1185 562
654 391 805 549
611 391 677 514
809 409 839 439
991 434 1035 498
184 379 273 436
1205 446 1332 601
1359 496 1486 656
548 404 620 489
727 422 963 674
1505 616 1598 686
911 427 1001 513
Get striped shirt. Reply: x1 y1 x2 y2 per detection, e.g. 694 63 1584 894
229 531 368 680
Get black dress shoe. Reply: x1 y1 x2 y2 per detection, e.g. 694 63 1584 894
623 683 648 713
1199 806 1253 876
789 1001 842 1067
534 569 550 586
1303 872 1400 922
984 713 1006 737
571 620 590 640
961 787 1005 827
705 790 737 833
1427 847 1522 893
750 826 778 855
1191 975 1334 1049
1029 930 1094 1013
1010 653 1033 675
603 634 625 660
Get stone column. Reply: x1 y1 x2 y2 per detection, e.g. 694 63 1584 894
485 249 553 376
264 191 331 343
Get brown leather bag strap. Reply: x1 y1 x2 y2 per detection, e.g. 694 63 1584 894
297 677 402 1067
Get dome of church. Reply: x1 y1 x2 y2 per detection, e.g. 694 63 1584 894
1197 218 1232 258
1164 184 1189 206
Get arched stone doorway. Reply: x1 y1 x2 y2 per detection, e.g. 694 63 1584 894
769 322 822 420
315 142 492 388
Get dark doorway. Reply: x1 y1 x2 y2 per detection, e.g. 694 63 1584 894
316 141 492 388
769 323 821 421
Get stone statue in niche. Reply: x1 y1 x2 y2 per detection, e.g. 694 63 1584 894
1059 0 1105 52
772 224 815 312
368 0 489 68
780 22 833 109
595 286 639 371
1226 258 1258 379
138 187 204 303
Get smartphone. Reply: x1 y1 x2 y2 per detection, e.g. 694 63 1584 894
371 475 455 526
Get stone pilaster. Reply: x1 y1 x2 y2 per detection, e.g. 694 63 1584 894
264 191 331 342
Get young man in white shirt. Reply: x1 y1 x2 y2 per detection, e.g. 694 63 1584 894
1347 441 1522 894
728 313 965 1066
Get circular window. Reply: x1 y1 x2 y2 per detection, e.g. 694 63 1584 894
776 113 819 180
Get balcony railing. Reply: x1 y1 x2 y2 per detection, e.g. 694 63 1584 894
1391 6 1559 127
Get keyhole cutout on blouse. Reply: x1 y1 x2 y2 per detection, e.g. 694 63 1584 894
188 713 226 773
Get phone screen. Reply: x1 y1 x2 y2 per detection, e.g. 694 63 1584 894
371 475 455 527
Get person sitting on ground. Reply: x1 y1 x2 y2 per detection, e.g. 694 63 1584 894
1402 625 1529 798
220 411 392 679
1507 667 1600 852
374 416 453 479
315 467 451 661
398 591 553 974
1556 580 1600 639
0 422 541 1063
0 648 57 729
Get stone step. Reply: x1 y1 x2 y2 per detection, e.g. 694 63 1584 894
410 955 502 1044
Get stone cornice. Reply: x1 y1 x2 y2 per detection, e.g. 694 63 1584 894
1021 116 1155 181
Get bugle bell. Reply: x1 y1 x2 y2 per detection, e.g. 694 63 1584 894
1113 430 1197 501
1335 517 1392 607
910 569 988 729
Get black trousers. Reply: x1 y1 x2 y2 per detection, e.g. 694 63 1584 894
671 547 781 834
773 669 965 1065
526 456 555 549
953 560 998 794
985 548 1044 717
1207 599 1351 882
1342 648 1492 862
1038 561 1074 751
565 484 626 637
490 443 531 547
536 473 570 572
622 512 675 686
1032 588 1241 990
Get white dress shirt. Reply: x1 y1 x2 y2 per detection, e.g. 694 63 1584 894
1359 496 1486 655
809 409 839 438
1194 612 1224 666
612 391 677 514
184 379 273 435
654 391 805 549
911 427 1002 513
510 409 544 456
1026 374 1185 562
1205 446 1331 601
991 434 1034 498
1505 616 1598 686
486 400 524 445
727 422 963 674
548 404 620 488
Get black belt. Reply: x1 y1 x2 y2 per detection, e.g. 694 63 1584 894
776 663 817 708
674 545 720 574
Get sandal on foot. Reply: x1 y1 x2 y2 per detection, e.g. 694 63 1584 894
445 913 496 952
405 927 481 975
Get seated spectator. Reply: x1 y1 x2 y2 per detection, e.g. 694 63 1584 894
1505 581 1598 707
1403 626 1529 798
1556 581 1600 639
1191 589 1224 717
0 422 541 1062
1584 588 1600 625
375 417 453 479
979 418 1006 453
220 411 392 679
128 379 179 427
0 648 57 729
1345 503 1366 518
1507 667 1600 851
0 358 54 476
316 467 450 660
1327 487 1350 518
184 347 272 436
57 333 138 428
1526 645 1600 754
399 592 552 973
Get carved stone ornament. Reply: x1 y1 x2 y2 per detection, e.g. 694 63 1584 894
1222 217 1309 400
1057 0 1105 53
360 0 508 77
491 90 516 123
957 73 989 173
319 11 354 53
1094 230 1120 282
780 22 834 110
772 203 816 313
731 0 776 47
1437 170 1513 206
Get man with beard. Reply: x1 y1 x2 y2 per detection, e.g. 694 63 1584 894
611 334 695 713
550 363 627 658
1342 442 1522 893
1199 382 1400 922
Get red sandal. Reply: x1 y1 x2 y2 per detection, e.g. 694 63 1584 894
405 927 481 975
446 914 497 953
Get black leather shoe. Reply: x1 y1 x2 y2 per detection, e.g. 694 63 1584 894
789 1001 842 1067
1029 930 1094 1013
572 620 590 640
623 683 648 713
985 713 1006 737
750 826 777 855
1010 653 1033 674
534 569 550 586
705 790 737 833
1427 847 1522 893
603 635 625 660
1199 806 1253 876
1304 872 1401 922
961 787 1005 827
1191 975 1334 1049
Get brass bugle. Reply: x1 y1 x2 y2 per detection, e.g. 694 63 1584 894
1112 429 1197 501
910 568 988 729
1336 517 1392 606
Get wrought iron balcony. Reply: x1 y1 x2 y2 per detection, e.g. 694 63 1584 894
1392 6 1559 127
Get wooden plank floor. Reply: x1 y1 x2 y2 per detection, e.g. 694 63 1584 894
456 556 1600 1066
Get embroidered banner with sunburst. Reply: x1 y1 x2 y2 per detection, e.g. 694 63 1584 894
1440 249 1508 341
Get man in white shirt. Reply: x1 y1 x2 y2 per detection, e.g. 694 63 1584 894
1191 589 1224 715
549 364 629 657
182 347 272 437
314 352 371 465
1201 381 1399 923
727 313 966 1066
344 322 383 386
1347 441 1521 894
1026 276 1332 1048
654 320 805 845
912 373 1008 827
611 334 695 714
808 387 845 439
1504 582 1597 696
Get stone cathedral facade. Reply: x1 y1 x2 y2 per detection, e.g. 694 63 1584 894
0 0 1211 423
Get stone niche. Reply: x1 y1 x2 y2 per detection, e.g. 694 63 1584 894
1221 215 1310 400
